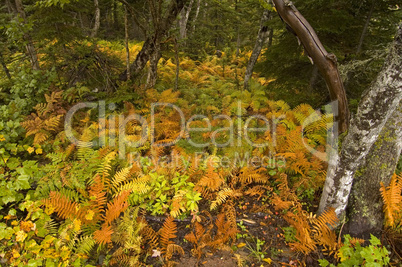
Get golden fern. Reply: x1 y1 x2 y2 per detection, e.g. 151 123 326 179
380 173 402 228
159 216 177 253
165 244 184 261
44 191 83 221
93 223 114 245
111 167 132 191
88 174 107 218
96 151 117 188
310 208 339 254
21 91 65 145
210 188 237 210
170 190 186 218
235 167 267 186
115 175 151 197
141 221 159 250
195 164 224 198
102 190 130 225
110 207 144 266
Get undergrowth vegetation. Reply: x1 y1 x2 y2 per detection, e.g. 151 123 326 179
0 41 397 266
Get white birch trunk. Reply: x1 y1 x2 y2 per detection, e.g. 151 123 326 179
244 7 272 90
318 23 402 221
91 0 100 38
179 0 194 40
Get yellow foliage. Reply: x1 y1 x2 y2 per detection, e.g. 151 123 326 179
380 173 402 228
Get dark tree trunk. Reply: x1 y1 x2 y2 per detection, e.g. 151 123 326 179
344 102 402 238
0 52 11 80
356 1 375 55
318 23 402 222
244 6 272 91
124 6 130 80
272 0 349 134
119 0 188 81
145 43 161 88
5 0 16 14
15 0 40 70
309 66 319 92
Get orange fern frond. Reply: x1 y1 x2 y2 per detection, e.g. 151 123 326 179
380 173 402 228
159 217 177 253
44 191 83 221
165 244 184 261
103 190 130 225
94 223 113 245
141 221 159 250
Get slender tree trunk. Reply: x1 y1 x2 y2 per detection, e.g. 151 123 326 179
272 0 349 134
145 43 161 88
356 1 375 55
244 6 272 91
344 101 402 238
124 6 130 80
309 66 319 92
91 0 101 38
234 0 240 57
113 0 119 28
14 0 40 70
5 0 16 14
0 52 12 80
120 0 188 81
344 1 375 91
318 23 402 222
192 0 202 32
174 38 180 91
179 0 194 40
117 0 147 38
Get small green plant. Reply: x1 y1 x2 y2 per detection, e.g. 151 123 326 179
318 234 390 267
236 220 248 239
282 226 297 243
246 237 267 262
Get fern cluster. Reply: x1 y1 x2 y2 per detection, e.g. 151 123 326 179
271 173 339 255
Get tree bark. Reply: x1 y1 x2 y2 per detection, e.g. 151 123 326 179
91 0 101 38
244 6 272 91
15 0 40 70
179 0 194 40
344 101 402 238
192 0 202 33
271 0 349 134
145 43 161 88
119 0 188 81
318 23 402 222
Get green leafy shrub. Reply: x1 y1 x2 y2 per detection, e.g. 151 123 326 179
319 234 390 267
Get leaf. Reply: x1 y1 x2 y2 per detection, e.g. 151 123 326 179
15 170 30 190
151 249 161 257
237 242 246 248
262 258 272 264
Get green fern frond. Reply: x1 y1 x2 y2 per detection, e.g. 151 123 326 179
75 235 96 255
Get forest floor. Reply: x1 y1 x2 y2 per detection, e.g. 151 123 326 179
143 195 325 267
